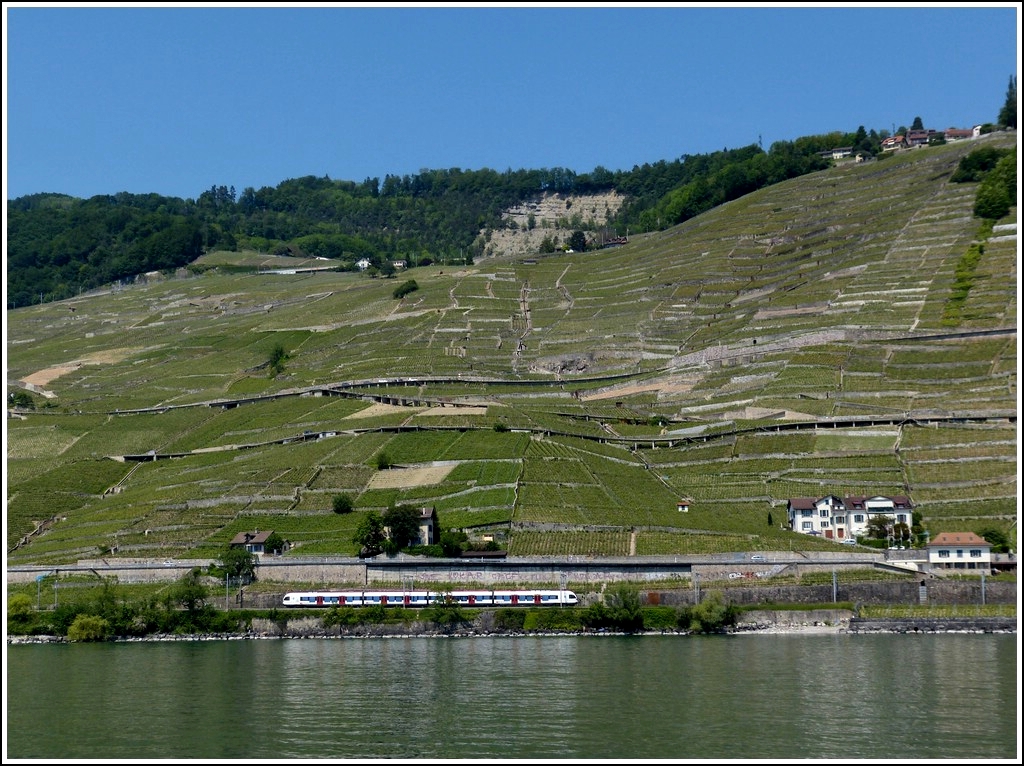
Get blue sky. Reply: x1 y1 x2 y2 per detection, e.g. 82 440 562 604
4 3 1020 201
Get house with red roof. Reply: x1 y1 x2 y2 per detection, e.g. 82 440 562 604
927 531 992 575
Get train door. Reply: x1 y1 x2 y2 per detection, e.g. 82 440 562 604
403 594 411 607
339 595 347 605
467 594 476 606
511 594 518 605
316 596 324 607
533 593 541 605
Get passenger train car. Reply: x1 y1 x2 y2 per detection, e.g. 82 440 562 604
282 589 579 608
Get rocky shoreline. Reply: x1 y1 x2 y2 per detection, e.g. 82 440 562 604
8 615 1015 644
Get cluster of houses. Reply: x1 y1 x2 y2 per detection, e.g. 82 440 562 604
786 494 999 575
229 508 441 556
880 126 980 151
228 500 1000 576
819 125 982 162
786 494 913 541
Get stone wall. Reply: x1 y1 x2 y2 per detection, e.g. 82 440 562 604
642 580 1016 607
848 617 1015 633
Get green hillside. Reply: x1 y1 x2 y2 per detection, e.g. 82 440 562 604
6 133 1017 565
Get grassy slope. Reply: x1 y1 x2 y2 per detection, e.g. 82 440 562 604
6 133 1017 565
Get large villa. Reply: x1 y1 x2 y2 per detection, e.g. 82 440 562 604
786 494 914 541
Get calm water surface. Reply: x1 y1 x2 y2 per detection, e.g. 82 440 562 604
5 634 1019 760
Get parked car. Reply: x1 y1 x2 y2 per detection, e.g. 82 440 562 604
841 539 858 545
751 554 765 562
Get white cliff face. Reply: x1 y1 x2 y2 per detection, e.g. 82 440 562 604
476 191 626 259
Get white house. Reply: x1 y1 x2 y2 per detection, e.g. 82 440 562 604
927 532 992 575
356 258 372 271
416 506 438 546
787 494 913 540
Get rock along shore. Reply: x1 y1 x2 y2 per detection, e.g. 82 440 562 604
7 615 1015 644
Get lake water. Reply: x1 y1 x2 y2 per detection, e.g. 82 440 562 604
5 633 1019 760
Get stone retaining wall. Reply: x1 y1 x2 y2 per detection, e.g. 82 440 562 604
642 580 1016 607
848 617 1015 633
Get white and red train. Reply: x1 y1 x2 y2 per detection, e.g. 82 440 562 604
282 589 578 608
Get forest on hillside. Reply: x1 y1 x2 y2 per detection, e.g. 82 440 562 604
6 97 1015 310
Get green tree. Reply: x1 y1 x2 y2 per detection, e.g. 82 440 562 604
170 568 210 614
976 149 1019 220
268 343 289 377
425 591 467 630
393 279 419 299
67 614 111 642
383 504 423 550
440 528 468 557
687 591 736 633
866 515 894 540
979 527 1011 553
568 230 587 252
853 125 869 152
375 451 394 470
8 593 34 621
997 74 1016 129
911 116 924 130
974 176 1012 220
219 547 257 583
8 391 35 409
353 511 387 557
264 532 286 555
606 584 644 633
950 146 1009 183
332 493 355 514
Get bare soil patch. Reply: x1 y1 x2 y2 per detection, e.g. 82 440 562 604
22 347 149 386
343 403 425 419
366 463 457 488
415 406 489 417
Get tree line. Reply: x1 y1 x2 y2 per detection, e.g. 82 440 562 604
7 84 1016 309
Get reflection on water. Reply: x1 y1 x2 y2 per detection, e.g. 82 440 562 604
6 634 1019 760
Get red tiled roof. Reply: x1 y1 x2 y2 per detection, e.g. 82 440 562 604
929 532 989 547
788 498 817 510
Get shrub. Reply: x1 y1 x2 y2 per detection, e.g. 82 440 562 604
332 493 354 514
685 591 739 633
7 593 34 620
523 608 582 632
357 604 388 625
642 606 679 631
426 598 468 628
267 343 289 377
67 614 111 642
493 609 527 631
393 280 419 299
322 607 359 628
7 593 38 635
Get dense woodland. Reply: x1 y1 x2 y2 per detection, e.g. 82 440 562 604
7 80 1017 310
